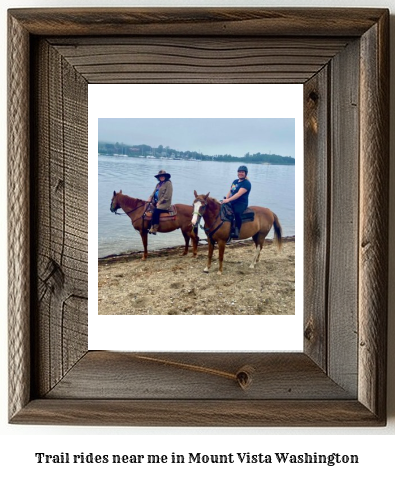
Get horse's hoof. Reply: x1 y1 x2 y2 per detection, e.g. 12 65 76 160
249 264 255 269
141 257 147 261
217 271 222 275
203 267 209 273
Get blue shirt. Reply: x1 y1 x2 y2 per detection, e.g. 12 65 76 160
230 178 251 208
153 182 164 202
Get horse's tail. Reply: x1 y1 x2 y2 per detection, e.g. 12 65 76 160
273 213 282 251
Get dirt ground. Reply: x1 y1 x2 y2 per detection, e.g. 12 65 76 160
98 237 295 315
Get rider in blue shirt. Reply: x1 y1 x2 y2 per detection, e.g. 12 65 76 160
222 165 251 239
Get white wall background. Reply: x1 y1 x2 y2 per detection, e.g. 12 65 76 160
1 0 394 476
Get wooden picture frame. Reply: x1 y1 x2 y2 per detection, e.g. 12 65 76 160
8 8 389 426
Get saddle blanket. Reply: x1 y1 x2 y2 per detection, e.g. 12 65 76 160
220 203 255 223
144 204 177 222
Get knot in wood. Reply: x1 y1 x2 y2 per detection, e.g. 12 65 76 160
304 321 314 341
236 365 255 390
308 91 319 103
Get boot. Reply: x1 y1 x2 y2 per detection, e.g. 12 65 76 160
148 224 159 235
230 227 240 239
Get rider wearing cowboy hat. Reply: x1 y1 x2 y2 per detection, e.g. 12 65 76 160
147 170 173 234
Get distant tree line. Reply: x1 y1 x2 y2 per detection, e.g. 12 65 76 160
98 141 295 165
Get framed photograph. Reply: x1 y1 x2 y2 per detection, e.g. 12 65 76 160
89 84 303 351
8 8 389 426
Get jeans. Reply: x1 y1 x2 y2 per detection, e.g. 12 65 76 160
231 202 246 230
151 207 168 226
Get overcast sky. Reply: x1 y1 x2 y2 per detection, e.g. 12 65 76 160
98 118 295 158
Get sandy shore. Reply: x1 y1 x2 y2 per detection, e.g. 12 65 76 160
98 237 295 315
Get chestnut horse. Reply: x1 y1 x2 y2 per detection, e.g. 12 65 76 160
191 191 282 274
110 190 198 260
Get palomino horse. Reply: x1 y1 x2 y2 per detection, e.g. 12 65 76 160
110 190 198 260
191 191 282 274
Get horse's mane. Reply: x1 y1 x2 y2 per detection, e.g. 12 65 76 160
119 192 146 207
207 196 222 206
195 194 221 208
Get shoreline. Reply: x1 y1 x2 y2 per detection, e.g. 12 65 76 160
99 235 295 264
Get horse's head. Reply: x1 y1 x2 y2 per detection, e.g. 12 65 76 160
191 190 210 226
110 190 122 213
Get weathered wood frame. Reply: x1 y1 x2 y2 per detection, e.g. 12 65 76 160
8 8 389 426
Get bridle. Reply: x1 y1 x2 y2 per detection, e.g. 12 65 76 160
193 198 224 238
192 199 207 227
110 198 148 222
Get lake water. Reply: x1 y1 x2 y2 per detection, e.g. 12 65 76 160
98 156 295 257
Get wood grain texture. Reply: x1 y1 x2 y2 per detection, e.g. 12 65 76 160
49 37 350 84
303 68 329 370
358 12 389 421
7 8 389 426
46 352 354 400
30 39 88 398
8 13 31 421
11 399 383 427
327 40 360 396
8 7 387 37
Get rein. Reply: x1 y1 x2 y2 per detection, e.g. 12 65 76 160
112 201 148 223
194 201 224 239
205 216 224 236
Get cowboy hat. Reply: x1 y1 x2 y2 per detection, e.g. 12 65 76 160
154 170 171 180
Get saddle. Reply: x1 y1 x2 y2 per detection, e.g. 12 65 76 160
220 203 255 224
144 203 177 222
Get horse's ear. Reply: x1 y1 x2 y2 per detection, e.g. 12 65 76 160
193 190 198 198
113 190 116 196
120 189 122 194
205 192 210 199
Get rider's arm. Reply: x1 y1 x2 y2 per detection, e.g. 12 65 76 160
224 188 247 203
